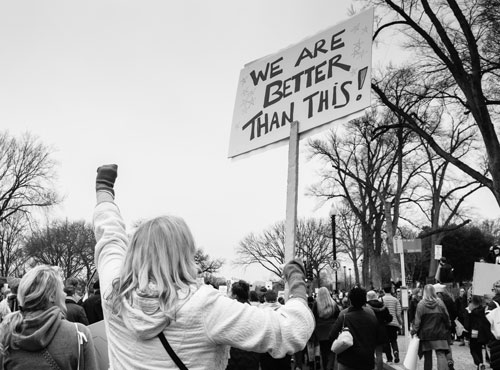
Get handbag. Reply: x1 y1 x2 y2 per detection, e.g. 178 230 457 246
158 332 189 370
331 314 353 354
403 335 420 370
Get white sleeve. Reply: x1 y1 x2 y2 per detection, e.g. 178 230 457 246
203 293 314 358
92 198 128 298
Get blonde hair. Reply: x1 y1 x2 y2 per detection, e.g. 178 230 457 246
0 265 65 353
316 287 337 319
422 284 438 302
109 215 198 317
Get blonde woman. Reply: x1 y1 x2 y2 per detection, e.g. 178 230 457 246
0 265 98 369
411 284 451 370
93 164 314 370
312 287 339 370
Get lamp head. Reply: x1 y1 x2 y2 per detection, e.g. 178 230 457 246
329 202 337 217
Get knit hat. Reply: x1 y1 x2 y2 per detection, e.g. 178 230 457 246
433 283 446 293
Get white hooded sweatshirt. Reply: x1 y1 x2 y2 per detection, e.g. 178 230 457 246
93 193 314 370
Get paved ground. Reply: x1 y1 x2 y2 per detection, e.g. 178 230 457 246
384 335 485 370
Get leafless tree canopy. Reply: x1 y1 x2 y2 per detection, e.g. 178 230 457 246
24 220 96 281
194 248 224 275
235 218 332 279
0 132 60 223
368 0 500 205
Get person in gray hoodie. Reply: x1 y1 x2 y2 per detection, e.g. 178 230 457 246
0 265 98 369
411 284 451 370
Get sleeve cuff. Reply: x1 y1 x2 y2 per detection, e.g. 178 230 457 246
96 190 115 204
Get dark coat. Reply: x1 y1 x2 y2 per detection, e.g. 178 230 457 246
82 291 104 325
408 296 420 325
487 294 500 370
367 299 392 345
455 295 468 324
464 305 492 344
329 306 378 370
312 301 340 342
65 298 89 325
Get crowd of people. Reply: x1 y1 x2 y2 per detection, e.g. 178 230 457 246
0 164 498 370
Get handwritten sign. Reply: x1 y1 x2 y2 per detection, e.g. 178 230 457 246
228 8 374 158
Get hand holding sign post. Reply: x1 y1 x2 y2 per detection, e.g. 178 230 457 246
229 9 374 294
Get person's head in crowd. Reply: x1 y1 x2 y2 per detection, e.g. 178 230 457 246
231 280 250 303
383 285 392 294
110 215 198 316
0 265 66 349
493 280 500 295
348 287 366 309
433 283 448 297
64 284 76 298
423 284 438 302
317 287 337 318
459 287 466 296
258 287 267 303
264 290 277 303
439 257 447 266
470 295 483 308
411 288 422 299
366 290 378 302
249 290 259 303
2 289 10 300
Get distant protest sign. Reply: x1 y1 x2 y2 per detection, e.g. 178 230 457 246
229 8 374 158
472 262 500 296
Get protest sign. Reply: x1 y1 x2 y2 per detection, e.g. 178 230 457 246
229 8 374 158
435 245 442 260
472 262 500 296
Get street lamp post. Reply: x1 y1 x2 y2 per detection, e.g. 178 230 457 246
343 265 347 290
348 268 352 289
329 203 338 292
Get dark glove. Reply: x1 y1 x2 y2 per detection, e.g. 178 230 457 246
96 164 118 195
283 259 307 301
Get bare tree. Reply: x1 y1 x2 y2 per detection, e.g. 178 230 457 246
195 248 224 275
0 132 60 224
335 205 364 284
308 111 424 286
368 0 500 205
234 218 332 279
0 211 30 277
24 220 96 280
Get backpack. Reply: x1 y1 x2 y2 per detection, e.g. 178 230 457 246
485 300 500 340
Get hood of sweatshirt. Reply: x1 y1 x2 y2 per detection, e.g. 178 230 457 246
13 306 62 351
119 282 198 340
423 299 439 309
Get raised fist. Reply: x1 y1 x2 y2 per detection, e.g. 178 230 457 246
96 164 118 195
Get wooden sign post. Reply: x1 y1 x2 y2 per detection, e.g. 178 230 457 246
284 121 299 263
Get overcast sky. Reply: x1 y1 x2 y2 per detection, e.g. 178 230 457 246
0 1 498 283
